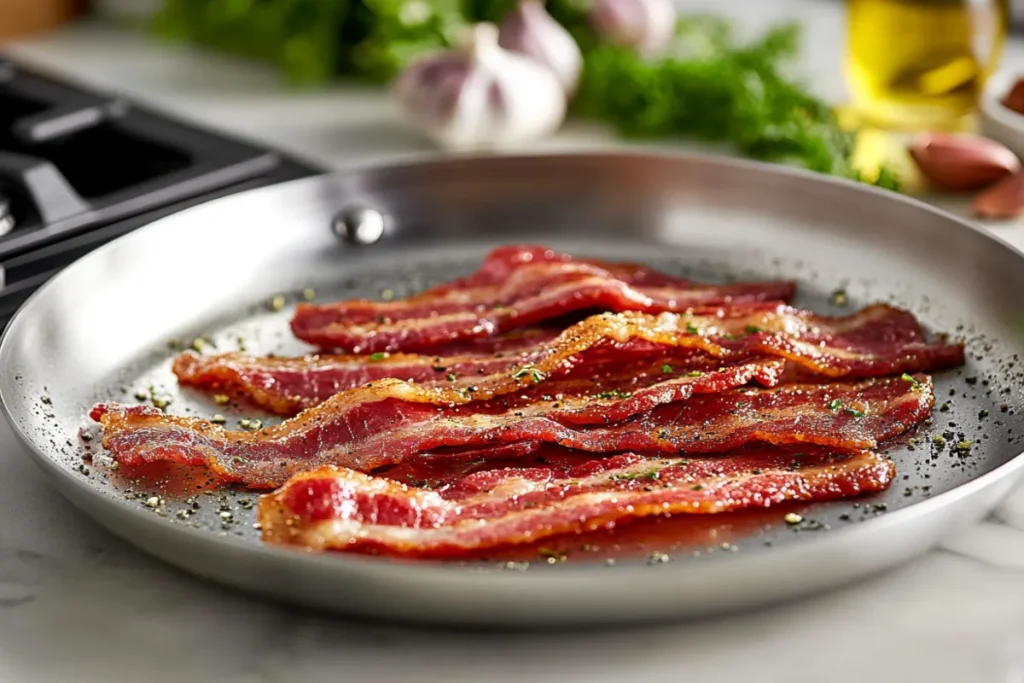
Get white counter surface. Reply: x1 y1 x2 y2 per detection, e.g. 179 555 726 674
5 2 1024 681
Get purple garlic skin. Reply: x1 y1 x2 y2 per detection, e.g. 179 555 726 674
394 55 474 131
392 23 567 152
589 0 677 58
498 0 583 95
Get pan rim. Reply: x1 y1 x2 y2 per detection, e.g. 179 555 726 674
2 149 1023 583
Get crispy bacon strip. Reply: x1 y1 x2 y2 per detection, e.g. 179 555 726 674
176 304 963 414
258 448 895 557
171 346 537 415
172 346 747 416
406 327 562 355
290 245 797 352
90 374 931 489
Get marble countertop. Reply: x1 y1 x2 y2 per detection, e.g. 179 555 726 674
5 2 1024 681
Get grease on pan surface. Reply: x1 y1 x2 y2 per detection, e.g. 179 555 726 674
27 245 1024 568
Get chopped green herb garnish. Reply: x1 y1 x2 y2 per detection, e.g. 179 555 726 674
446 373 457 382
512 365 547 383
368 352 388 361
613 468 662 482
745 325 762 334
597 389 633 400
686 324 700 335
956 440 973 451
661 364 673 374
829 398 866 417
686 370 704 377
901 373 922 389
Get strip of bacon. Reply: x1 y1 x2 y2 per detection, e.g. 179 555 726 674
172 346 747 415
257 448 895 558
176 304 963 415
93 358 783 487
290 245 797 352
405 326 562 356
90 374 931 489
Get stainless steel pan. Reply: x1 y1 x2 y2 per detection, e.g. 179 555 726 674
2 151 1023 628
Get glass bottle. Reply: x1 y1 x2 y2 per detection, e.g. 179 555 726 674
845 0 1011 131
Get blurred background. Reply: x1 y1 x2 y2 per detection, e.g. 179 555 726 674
1 0 1023 224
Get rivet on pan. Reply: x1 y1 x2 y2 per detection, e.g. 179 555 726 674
333 206 386 245
0 197 14 237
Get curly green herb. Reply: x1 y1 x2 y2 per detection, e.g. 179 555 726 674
152 1 897 188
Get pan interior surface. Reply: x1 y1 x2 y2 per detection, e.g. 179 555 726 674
3 152 1024 626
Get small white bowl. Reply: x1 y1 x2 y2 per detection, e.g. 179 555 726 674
980 70 1024 160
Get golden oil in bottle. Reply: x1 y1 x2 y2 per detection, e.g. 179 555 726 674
845 0 1010 131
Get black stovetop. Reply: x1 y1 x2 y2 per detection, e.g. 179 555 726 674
0 54 326 325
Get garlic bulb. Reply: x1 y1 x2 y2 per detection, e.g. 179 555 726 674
589 0 677 58
393 23 567 152
498 0 583 95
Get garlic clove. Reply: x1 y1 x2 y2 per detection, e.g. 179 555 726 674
973 172 1024 220
1003 76 1024 116
393 23 567 152
907 131 1020 192
393 55 474 133
589 0 677 58
498 0 583 96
